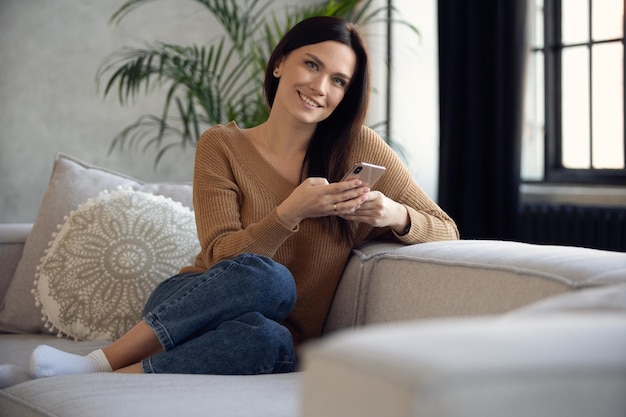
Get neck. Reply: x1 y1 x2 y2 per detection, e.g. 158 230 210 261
253 120 310 186
263 117 314 157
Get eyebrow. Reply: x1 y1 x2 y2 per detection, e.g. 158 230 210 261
305 52 352 82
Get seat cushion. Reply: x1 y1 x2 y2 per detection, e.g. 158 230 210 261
0 333 300 417
1 372 300 417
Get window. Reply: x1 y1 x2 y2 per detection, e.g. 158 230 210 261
523 0 626 185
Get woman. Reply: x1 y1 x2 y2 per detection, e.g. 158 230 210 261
23 16 459 380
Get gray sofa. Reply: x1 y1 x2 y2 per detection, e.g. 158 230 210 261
1 153 626 416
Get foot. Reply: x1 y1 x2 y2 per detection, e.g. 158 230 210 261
30 345 112 378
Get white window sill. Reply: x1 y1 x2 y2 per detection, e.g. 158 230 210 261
520 184 626 208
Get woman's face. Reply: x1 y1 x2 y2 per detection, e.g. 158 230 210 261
272 40 357 126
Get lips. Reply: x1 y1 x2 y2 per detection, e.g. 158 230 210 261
298 91 321 108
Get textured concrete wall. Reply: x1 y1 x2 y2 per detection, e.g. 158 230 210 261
0 0 214 222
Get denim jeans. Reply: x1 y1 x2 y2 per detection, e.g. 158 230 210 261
140 253 297 375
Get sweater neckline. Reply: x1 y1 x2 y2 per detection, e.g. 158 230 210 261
226 121 297 200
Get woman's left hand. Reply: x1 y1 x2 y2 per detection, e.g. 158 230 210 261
339 191 410 234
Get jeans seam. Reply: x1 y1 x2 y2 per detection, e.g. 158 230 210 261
141 357 155 374
144 312 175 351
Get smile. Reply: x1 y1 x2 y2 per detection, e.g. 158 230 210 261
298 92 321 108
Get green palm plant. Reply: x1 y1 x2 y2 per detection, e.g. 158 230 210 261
97 0 418 165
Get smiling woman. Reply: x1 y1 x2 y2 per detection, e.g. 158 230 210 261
15 16 458 386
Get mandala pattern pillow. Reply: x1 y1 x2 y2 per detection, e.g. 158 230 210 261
32 188 200 341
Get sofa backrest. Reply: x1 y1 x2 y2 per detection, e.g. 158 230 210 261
0 224 32 303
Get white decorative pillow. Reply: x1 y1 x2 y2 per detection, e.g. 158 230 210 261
0 153 192 334
32 188 200 341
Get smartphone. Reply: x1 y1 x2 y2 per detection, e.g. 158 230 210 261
341 162 386 187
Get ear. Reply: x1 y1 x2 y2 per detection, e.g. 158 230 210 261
273 57 285 78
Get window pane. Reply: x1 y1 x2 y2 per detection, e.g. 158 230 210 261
562 0 589 45
592 0 623 40
531 0 544 48
522 51 545 180
592 42 624 168
562 46 591 168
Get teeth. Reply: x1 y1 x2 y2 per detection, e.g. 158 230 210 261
299 92 320 108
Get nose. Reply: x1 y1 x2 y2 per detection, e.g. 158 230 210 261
309 75 327 96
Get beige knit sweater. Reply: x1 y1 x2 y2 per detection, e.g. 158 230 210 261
181 122 459 346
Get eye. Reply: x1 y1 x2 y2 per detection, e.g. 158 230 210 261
333 77 347 88
305 60 318 71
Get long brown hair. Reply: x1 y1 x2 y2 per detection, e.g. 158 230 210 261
264 16 371 242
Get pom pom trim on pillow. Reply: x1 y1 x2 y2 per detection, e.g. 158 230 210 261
32 187 200 341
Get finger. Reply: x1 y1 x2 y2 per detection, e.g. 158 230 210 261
364 190 382 201
305 177 330 186
361 192 388 210
336 178 364 190
335 187 370 205
334 199 364 215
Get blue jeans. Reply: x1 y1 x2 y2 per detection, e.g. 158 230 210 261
140 253 297 375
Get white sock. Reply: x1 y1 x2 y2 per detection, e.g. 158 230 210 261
0 364 32 388
30 345 113 378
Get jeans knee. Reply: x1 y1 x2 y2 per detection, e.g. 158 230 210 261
237 254 293 283
231 254 296 307
232 312 296 373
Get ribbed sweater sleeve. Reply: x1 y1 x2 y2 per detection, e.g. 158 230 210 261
349 126 459 243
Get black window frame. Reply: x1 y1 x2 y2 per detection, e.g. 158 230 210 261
532 0 626 185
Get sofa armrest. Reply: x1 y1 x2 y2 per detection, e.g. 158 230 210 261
0 224 33 302
325 239 626 335
304 314 626 417
324 241 404 334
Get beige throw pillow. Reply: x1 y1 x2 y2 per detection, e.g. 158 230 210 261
0 153 193 334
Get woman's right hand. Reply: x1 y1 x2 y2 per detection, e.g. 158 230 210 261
275 178 370 229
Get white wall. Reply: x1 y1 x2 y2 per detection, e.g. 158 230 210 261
0 0 439 223
362 0 439 201
389 0 439 201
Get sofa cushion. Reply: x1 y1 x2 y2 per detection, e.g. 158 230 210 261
32 188 199 341
507 283 626 316
302 314 626 417
0 372 299 417
0 333 298 417
0 153 193 334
